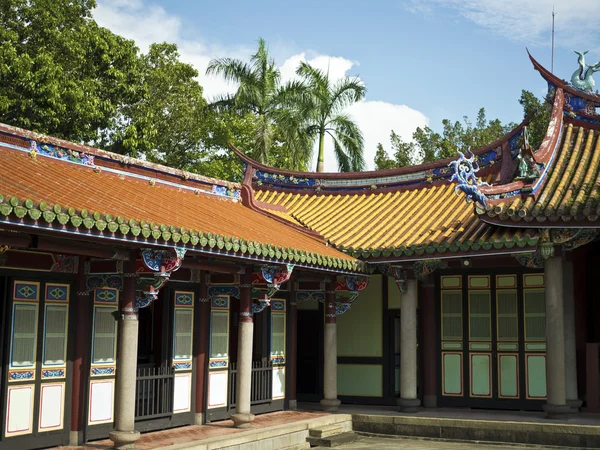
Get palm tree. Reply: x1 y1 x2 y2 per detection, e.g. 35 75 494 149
295 62 366 172
206 39 310 167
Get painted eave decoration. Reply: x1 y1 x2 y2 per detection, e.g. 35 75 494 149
476 52 600 227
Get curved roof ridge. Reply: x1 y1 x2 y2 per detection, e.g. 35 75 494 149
230 117 529 182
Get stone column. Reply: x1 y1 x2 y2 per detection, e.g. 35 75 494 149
563 257 582 412
287 279 298 410
69 257 90 446
194 272 210 425
421 280 437 408
321 286 341 412
110 254 140 448
231 270 255 428
543 254 570 419
398 279 420 412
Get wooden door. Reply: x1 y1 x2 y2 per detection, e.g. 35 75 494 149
438 273 547 410
1 278 71 450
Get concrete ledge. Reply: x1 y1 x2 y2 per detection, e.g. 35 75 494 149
160 414 352 450
352 414 600 448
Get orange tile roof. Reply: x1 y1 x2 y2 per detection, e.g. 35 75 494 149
255 184 538 259
0 146 363 272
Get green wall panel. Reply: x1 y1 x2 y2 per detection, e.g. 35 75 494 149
388 276 401 309
499 354 518 398
527 354 547 398
471 354 491 396
337 364 383 397
443 353 462 395
338 275 382 357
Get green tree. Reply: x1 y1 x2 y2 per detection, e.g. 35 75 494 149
104 42 207 163
206 38 310 169
0 0 141 142
519 90 550 150
374 144 396 170
295 62 366 172
374 131 417 170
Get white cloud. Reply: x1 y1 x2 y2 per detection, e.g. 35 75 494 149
278 53 428 171
94 0 429 172
405 0 600 48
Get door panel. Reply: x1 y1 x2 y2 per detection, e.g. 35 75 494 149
2 278 71 450
439 272 546 410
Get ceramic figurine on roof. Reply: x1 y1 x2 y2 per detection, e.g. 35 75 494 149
514 128 540 181
570 50 600 94
448 150 489 207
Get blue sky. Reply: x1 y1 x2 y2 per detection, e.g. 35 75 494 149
94 0 600 170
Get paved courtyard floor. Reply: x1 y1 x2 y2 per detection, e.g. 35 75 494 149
338 435 587 449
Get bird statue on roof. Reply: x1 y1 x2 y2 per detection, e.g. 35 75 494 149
570 50 600 94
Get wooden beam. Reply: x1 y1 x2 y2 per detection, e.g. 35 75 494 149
182 259 244 274
36 236 127 259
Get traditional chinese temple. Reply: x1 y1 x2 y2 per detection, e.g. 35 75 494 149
1 52 599 450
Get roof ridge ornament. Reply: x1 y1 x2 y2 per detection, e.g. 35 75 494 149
448 150 489 207
570 50 600 95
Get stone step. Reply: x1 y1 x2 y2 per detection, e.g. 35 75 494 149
307 431 358 447
280 442 311 450
309 423 345 438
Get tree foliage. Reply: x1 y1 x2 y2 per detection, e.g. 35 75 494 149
206 38 311 170
0 0 141 142
375 131 417 170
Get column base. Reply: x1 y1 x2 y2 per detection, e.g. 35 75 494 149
69 431 82 447
320 398 341 412
109 430 140 449
423 395 437 408
567 398 583 413
398 398 421 413
194 412 204 425
543 403 571 419
231 412 255 428
288 399 298 411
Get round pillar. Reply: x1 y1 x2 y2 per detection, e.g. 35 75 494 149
109 255 141 448
231 271 255 428
563 258 582 412
543 254 570 419
398 279 420 412
320 288 340 412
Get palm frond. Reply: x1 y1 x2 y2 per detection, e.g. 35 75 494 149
328 131 351 172
329 114 365 171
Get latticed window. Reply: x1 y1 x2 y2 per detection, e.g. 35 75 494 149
210 311 229 359
497 290 518 341
93 306 117 364
43 304 68 365
271 314 285 356
174 309 193 360
469 292 491 341
441 291 462 340
524 290 546 340
11 304 37 367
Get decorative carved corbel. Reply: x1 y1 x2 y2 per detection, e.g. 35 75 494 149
413 259 448 281
377 264 408 293
136 247 186 309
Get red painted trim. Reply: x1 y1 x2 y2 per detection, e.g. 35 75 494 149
287 278 298 403
71 257 89 433
481 88 564 200
469 353 492 398
88 381 114 422
6 385 34 434
230 119 528 182
195 273 209 416
39 383 64 429
528 50 600 104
